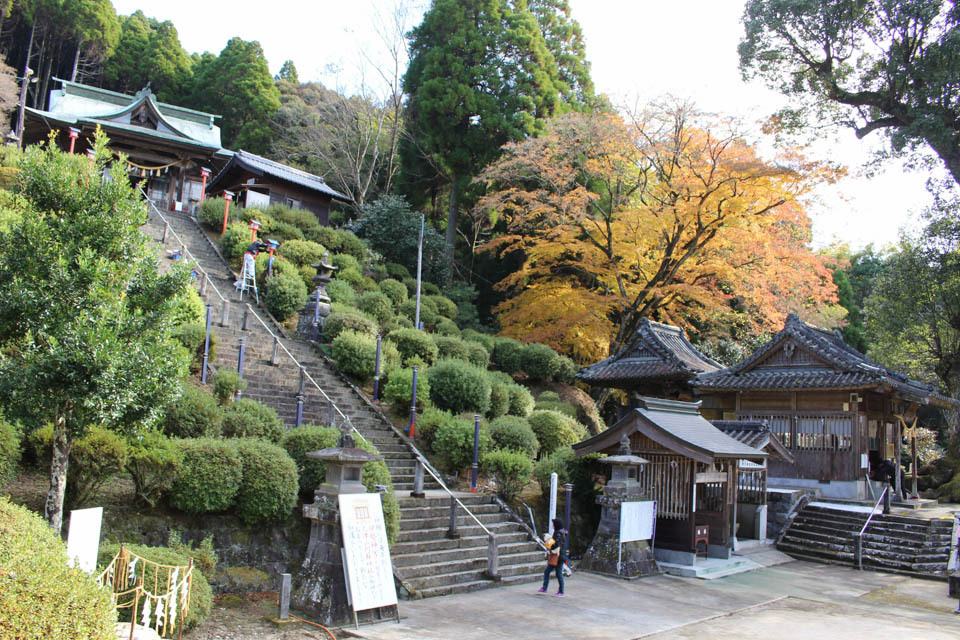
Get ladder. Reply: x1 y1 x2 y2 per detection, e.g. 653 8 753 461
236 254 259 304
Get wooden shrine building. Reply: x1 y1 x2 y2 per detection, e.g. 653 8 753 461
576 320 722 401
22 79 228 213
205 150 352 225
692 314 957 500
573 397 766 559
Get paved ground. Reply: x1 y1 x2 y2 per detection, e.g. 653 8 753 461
340 560 960 640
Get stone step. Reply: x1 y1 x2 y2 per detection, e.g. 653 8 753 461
390 532 530 556
394 546 543 572
399 512 507 532
397 522 522 543
397 495 492 508
398 504 501 520
403 559 543 590
412 573 540 599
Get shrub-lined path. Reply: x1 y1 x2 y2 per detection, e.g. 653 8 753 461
142 205 544 597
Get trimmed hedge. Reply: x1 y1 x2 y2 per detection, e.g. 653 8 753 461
383 366 430 413
386 328 438 365
220 222 252 261
168 438 242 514
489 415 539 458
170 284 205 326
462 329 496 352
333 330 401 383
172 322 218 375
323 310 378 342
434 317 461 337
163 384 223 438
554 355 578 383
464 342 490 369
386 262 411 280
521 342 562 381
1 498 115 640
326 279 356 305
426 294 458 319
212 369 247 405
332 253 361 274
264 270 308 321
527 410 589 456
357 290 395 325
486 376 511 419
0 415 20 490
432 416 490 475
97 542 213 634
482 448 533 501
278 239 327 266
434 335 472 362
398 296 438 328
533 445 576 491
378 278 408 306
222 399 285 443
126 429 182 508
67 426 129 509
414 407 454 450
198 196 230 230
427 358 491 415
492 337 525 373
506 382 535 417
234 439 299 524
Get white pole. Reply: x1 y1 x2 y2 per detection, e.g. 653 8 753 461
549 472 558 536
414 215 424 329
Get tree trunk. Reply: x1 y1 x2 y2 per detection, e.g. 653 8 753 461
445 175 458 283
44 424 71 534
70 42 82 83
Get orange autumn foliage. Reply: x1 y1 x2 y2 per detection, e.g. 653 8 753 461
475 105 843 364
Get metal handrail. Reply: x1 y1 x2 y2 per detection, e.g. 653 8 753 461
858 485 888 537
414 453 492 537
854 485 888 570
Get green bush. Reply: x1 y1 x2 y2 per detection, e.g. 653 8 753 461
554 355 578 383
527 410 589 456
386 262 411 280
0 415 20 490
402 277 417 296
486 377 511 419
414 407 454 450
198 196 230 230
463 342 490 369
435 317 461 337
261 219 305 242
234 439 299 524
264 270 308 321
492 337 525 374
489 416 539 458
427 294 458 319
522 343 562 381
220 222 252 261
335 230 367 261
434 335 471 361
462 329 496 352
212 369 247 405
398 297 438 328
378 278 408 306
266 203 322 234
278 239 327 266
326 279 356 305
423 281 441 295
428 358 492 415
172 322 218 375
323 310 378 342
387 328 438 365
170 284 205 326
535 398 578 419
222 399 285 443
357 290 395 325
97 542 212 634
506 382 535 417
168 438 242 514
1 498 115 640
306 226 342 252
299 264 317 289
126 429 182 508
67 426 129 509
332 252 361 274
533 445 576 491
538 391 561 402
482 448 533 501
444 282 481 329
280 425 339 493
353 436 400 545
384 366 430 413
333 330 401 383
371 264 388 282
164 384 223 437
432 416 490 475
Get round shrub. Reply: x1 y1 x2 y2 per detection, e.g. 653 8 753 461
492 337 525 374
198 196 229 230
336 267 365 289
422 281 441 295
170 284 205 326
326 279 356 305
435 317 461 337
234 439 299 524
554 355 578 383
383 314 414 333
486 377 511 419
357 290 395 325
426 294 458 319
462 329 496 352
378 278 408 306
371 264 388 282
222 398 285 443
336 230 367 260
0 416 20 490
126 429 182 508
506 382 535 417
220 222 251 261
535 396 578 418
383 366 431 413
332 252 361 274
398 297 438 328
97 542 212 634
522 342 562 381
168 438 242 514
323 310 378 342
387 328 438 365
212 369 247 406
353 436 400 545
332 330 399 383
434 335 471 361
427 358 491 415
67 426 129 509
254 253 298 289
489 415 539 458
264 270 308 321
278 239 327 266
261 219 305 242
280 424 339 493
307 225 342 252
299 264 317 289
163 384 223 438
431 416 490 475
1 498 115 640
414 407 454 450
402 277 417 296
527 410 589 456
172 322 218 375
386 262 411 280
482 448 533 501
464 342 490 369
533 445 576 491
539 391 561 402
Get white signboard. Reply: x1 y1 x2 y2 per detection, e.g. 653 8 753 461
620 501 655 543
245 189 271 209
66 507 103 574
339 493 398 612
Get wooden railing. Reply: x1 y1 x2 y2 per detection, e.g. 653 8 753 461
740 412 853 452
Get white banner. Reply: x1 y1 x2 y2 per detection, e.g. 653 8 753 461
620 501 655 543
339 493 398 612
66 507 103 574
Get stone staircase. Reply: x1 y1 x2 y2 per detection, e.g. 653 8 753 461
141 204 545 595
777 502 955 577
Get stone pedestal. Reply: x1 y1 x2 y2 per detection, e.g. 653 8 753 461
579 488 659 579
296 254 336 341
290 494 351 626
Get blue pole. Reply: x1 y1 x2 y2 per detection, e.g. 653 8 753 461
373 333 382 402
296 393 304 428
408 366 418 437
236 338 246 399
471 415 481 492
201 304 212 384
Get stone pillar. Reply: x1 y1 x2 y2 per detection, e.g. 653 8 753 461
297 254 337 341
291 493 351 626
578 487 659 579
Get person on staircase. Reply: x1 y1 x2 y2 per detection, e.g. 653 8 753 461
539 518 567 597
236 240 268 291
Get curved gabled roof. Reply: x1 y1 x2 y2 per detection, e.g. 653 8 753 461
576 319 722 388
206 150 353 204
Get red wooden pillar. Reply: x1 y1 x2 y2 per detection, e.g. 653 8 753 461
249 219 260 242
199 167 211 203
68 127 79 153
221 190 234 234
86 148 95 168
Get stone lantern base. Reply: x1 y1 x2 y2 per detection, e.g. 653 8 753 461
578 491 659 579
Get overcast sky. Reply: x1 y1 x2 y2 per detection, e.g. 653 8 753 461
111 0 943 251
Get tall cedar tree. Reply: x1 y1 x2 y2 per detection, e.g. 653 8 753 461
401 0 565 276
101 10 191 103
740 0 960 185
476 106 840 365
0 132 191 533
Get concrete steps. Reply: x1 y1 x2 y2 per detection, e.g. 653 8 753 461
777 503 954 577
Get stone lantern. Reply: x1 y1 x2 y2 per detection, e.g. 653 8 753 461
297 253 337 341
579 435 659 578
307 432 381 496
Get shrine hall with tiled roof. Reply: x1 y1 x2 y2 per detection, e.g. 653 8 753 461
576 319 722 389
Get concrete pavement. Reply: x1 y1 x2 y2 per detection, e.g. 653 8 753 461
345 560 960 640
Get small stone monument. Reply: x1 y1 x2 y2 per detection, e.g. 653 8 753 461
297 253 337 341
291 430 390 626
579 435 660 578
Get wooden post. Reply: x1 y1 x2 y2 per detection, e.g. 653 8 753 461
911 434 919 499
129 578 141 640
